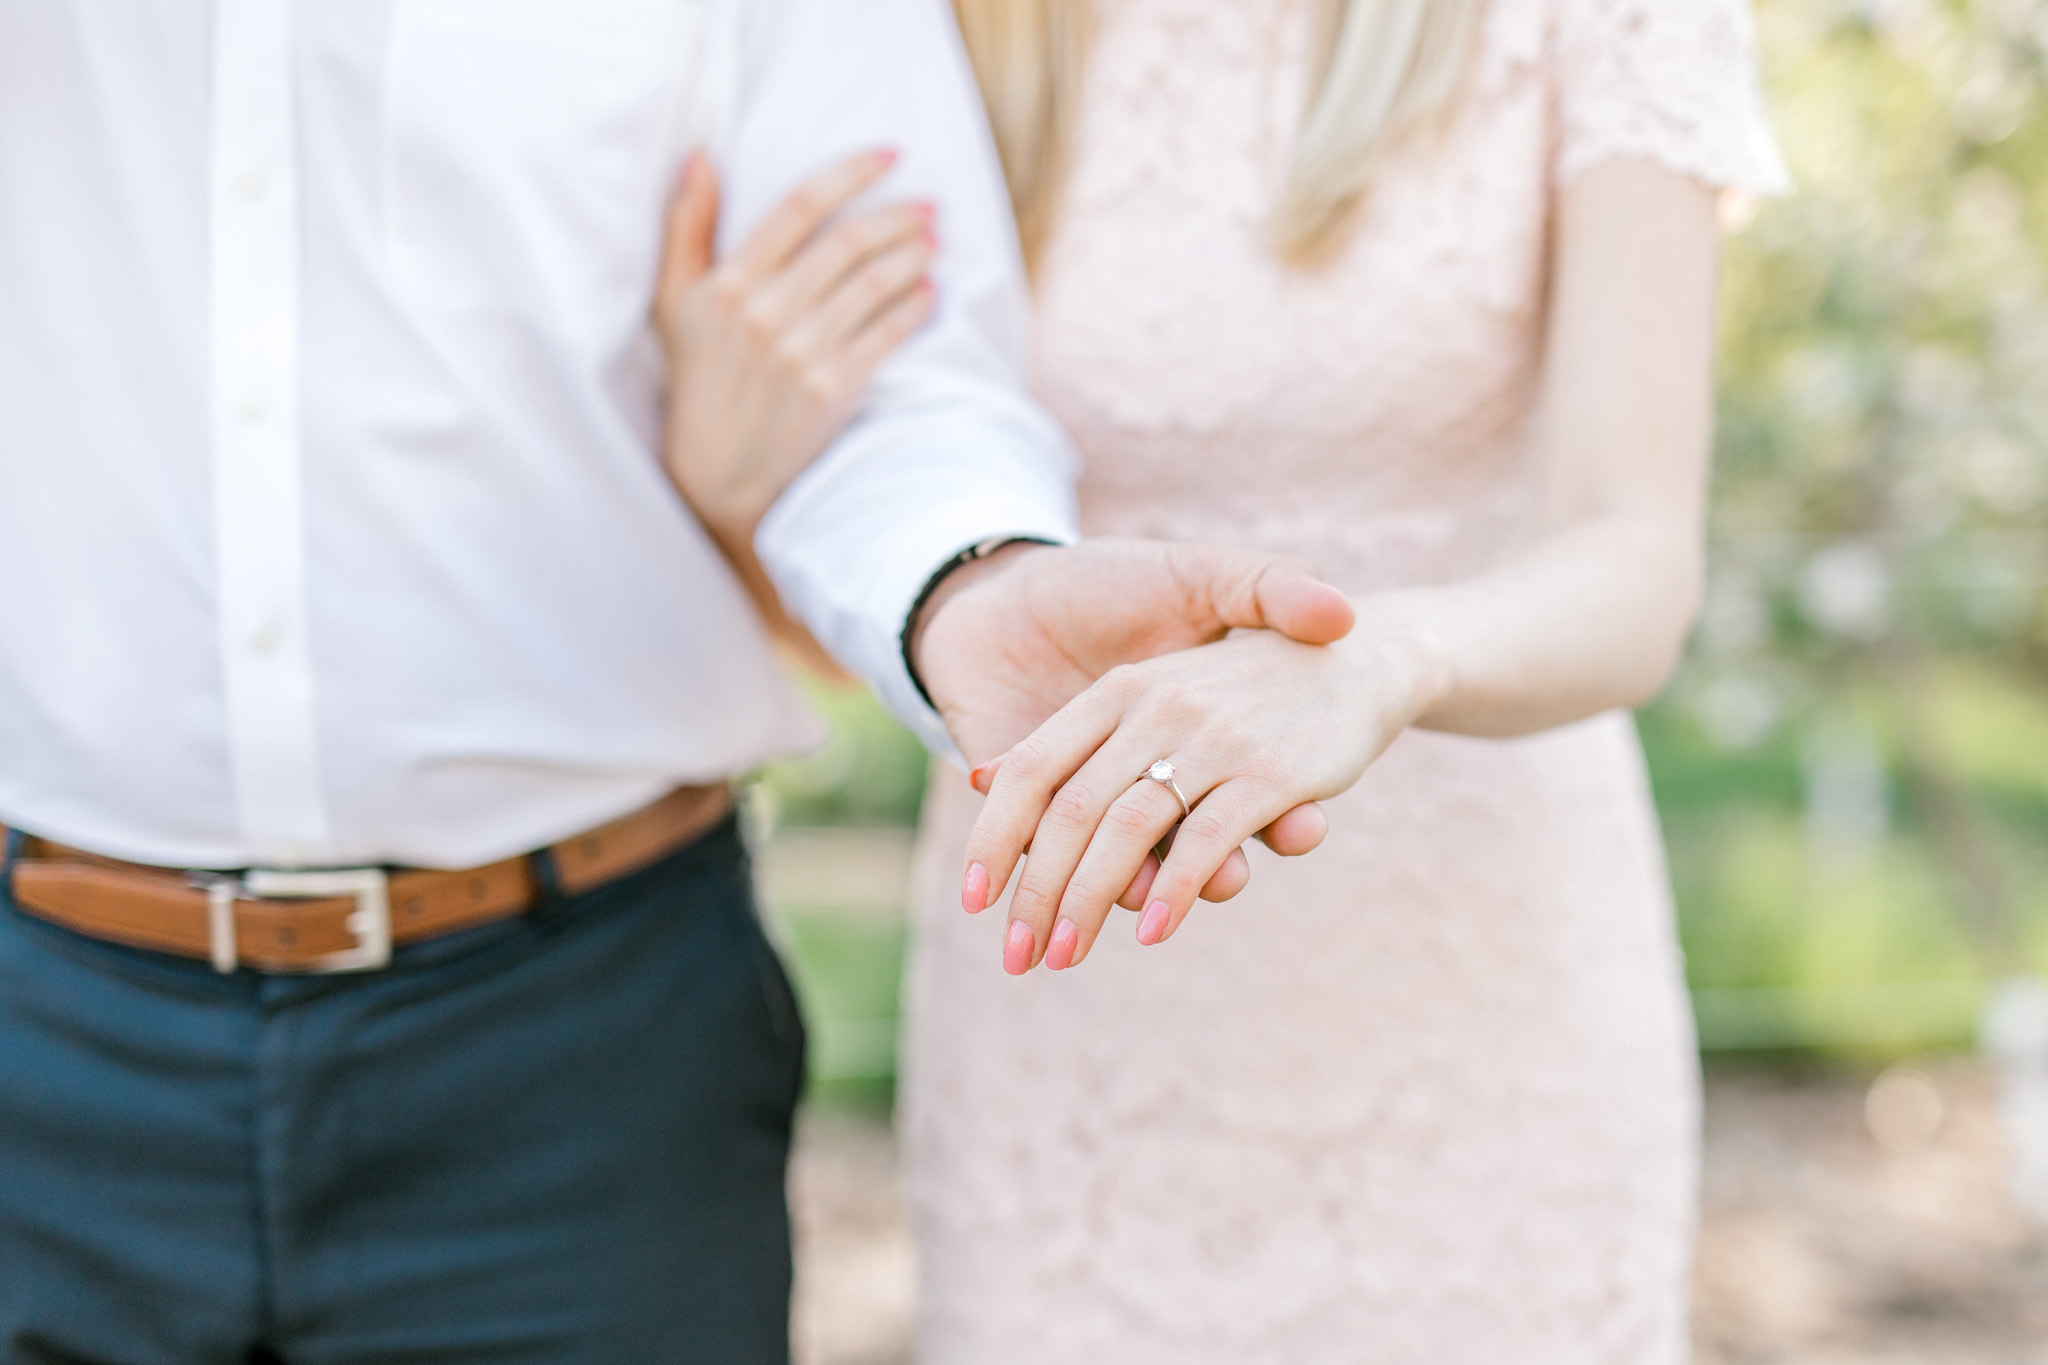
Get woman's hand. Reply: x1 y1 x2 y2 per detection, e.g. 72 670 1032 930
654 148 938 548
962 604 1442 974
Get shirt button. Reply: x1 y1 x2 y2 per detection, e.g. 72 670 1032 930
249 622 284 656
238 393 271 424
235 168 272 201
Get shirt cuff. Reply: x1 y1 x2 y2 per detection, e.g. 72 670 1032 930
860 508 1078 762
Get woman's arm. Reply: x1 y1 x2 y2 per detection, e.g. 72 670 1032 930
1387 158 1718 734
965 159 1722 974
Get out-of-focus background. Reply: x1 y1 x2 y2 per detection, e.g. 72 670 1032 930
755 2 2048 1361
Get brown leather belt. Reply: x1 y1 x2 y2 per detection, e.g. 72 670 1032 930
1 785 733 974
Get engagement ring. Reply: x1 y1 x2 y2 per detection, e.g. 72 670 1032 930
1143 759 1191 817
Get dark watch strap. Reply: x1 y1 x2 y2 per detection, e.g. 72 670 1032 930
900 536 1058 709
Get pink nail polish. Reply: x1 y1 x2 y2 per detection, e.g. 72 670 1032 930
1045 919 1078 971
1137 900 1171 946
1004 920 1035 975
962 862 990 914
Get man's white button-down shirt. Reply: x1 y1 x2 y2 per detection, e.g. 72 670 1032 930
0 0 1077 870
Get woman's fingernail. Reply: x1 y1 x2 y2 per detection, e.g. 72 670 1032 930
1004 920 1036 975
968 761 997 795
962 862 990 914
1045 918 1079 971
914 200 937 219
1137 900 1171 946
875 148 900 167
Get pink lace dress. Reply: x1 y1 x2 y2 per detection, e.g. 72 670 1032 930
899 2 1786 1360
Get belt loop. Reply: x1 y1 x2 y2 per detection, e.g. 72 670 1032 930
1 826 23 903
526 846 568 925
205 879 240 975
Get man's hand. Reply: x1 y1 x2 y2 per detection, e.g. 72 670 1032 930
911 538 1354 941
914 539 1354 763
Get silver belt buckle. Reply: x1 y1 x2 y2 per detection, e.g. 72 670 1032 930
231 867 393 974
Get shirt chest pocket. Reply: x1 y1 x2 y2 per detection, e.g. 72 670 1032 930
383 0 710 338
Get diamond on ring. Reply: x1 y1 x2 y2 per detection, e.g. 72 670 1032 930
1143 759 1191 818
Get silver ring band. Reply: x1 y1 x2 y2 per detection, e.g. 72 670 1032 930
1143 759 1190 818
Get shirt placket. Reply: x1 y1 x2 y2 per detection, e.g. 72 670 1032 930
210 0 331 865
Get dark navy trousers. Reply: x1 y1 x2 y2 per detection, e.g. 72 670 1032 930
0 816 805 1364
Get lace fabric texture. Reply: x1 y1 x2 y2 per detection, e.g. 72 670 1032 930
900 2 1783 1360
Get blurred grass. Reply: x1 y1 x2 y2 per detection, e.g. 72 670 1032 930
1651 659 2048 1057
777 909 905 1109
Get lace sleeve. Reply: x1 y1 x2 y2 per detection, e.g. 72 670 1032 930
1550 0 1790 197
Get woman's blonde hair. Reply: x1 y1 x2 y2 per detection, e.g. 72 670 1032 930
953 0 1486 266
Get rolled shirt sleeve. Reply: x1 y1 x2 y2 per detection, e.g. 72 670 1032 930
725 0 1080 754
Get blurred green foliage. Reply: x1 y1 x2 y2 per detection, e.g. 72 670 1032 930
757 680 930 827
761 0 2048 1066
1666 0 2048 1045
1701 0 2048 740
